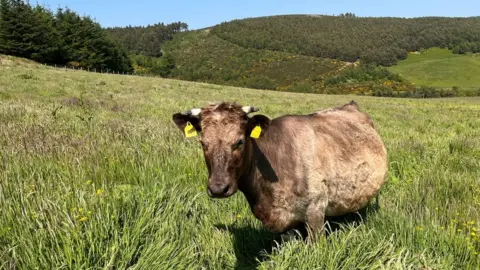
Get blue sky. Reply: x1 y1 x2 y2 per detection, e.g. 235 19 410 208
40 0 480 30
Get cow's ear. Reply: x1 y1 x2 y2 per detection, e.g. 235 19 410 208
172 113 201 135
247 114 270 138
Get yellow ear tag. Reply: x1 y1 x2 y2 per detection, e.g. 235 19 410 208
250 125 262 139
184 122 197 138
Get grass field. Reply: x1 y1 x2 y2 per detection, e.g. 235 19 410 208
1 55 480 269
389 48 480 90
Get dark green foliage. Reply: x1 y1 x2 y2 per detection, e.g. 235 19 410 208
325 65 403 86
371 86 477 98
130 54 175 77
0 0 40 57
212 15 480 66
0 0 132 72
106 22 188 57
55 8 132 72
29 5 63 63
0 1 61 62
452 42 480 54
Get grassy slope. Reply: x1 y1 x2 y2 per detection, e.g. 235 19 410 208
162 30 344 93
389 48 480 89
1 55 480 269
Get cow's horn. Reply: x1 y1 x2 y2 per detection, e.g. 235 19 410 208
242 106 259 114
184 108 201 117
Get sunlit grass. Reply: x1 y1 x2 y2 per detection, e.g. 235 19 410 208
389 48 480 90
1 55 479 269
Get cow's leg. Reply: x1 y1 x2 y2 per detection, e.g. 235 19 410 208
305 197 328 240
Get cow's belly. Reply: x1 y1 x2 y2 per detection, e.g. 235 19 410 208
324 160 387 216
252 202 304 233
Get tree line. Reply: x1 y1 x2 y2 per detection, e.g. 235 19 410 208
0 0 132 72
105 22 188 58
212 15 480 66
104 21 188 76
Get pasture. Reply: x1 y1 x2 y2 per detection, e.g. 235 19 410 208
1 56 479 269
389 48 480 90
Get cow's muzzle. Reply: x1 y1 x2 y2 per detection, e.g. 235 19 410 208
207 181 234 198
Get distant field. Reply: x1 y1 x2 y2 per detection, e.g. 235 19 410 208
1 55 479 269
389 48 480 89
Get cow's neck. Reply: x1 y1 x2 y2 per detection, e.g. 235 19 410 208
238 138 274 208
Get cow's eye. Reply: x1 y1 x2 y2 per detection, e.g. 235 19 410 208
232 139 244 151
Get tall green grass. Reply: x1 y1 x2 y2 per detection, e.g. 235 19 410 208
1 55 479 269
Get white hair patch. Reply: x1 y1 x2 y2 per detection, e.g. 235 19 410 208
190 108 201 116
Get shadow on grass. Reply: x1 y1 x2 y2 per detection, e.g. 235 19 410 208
215 200 380 269
214 224 277 270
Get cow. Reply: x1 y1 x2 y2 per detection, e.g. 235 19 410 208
172 101 388 238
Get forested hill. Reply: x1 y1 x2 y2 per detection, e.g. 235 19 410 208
96 14 480 97
212 15 480 66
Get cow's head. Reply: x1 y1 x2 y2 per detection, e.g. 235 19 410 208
172 102 270 198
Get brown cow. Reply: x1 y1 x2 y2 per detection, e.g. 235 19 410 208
172 101 388 238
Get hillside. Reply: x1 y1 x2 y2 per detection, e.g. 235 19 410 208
161 30 480 97
162 30 345 93
1 55 479 269
212 15 480 66
389 48 480 90
102 15 480 97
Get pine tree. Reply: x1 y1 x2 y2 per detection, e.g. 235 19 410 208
0 0 31 57
27 4 62 62
0 0 12 54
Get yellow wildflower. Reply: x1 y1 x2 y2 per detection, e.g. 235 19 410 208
79 216 88 222
96 189 104 195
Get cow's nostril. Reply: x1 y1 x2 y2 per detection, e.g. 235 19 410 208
223 184 230 194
